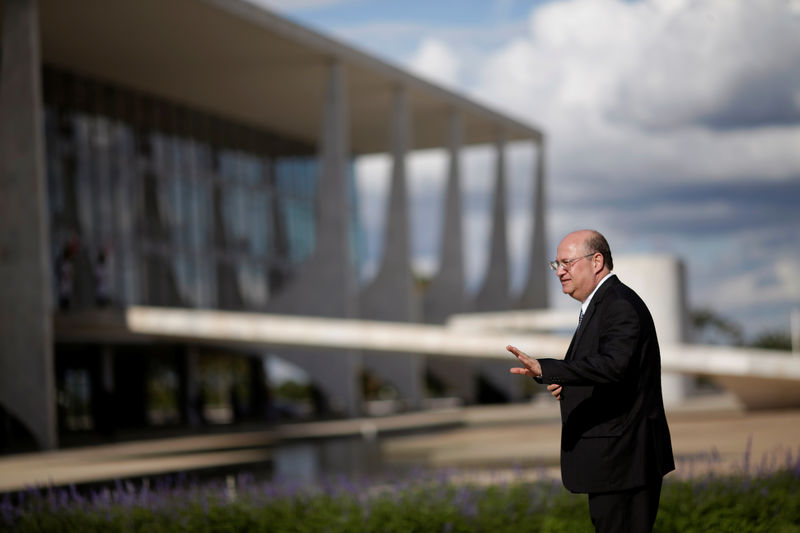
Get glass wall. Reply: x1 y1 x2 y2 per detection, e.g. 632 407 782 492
42 67 361 312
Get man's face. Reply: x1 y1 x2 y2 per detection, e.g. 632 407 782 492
556 234 596 302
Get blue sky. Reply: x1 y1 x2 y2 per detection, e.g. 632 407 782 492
253 0 800 341
276 0 545 25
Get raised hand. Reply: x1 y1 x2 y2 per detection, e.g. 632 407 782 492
506 344 542 379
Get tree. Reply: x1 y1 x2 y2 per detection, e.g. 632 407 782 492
691 308 793 351
690 308 744 346
749 330 791 351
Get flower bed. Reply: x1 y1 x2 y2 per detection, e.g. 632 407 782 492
2 461 799 532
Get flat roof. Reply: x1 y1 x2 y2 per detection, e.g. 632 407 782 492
29 0 543 154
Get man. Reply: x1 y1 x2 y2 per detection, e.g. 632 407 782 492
508 229 674 533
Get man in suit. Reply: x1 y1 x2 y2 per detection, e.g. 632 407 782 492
508 229 674 532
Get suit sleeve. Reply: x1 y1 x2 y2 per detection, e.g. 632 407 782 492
538 298 640 386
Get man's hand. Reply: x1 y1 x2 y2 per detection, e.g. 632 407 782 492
547 383 562 400
506 345 543 379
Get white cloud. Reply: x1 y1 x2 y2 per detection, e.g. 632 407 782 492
355 154 392 196
474 0 800 183
776 258 800 301
466 0 800 198
354 154 391 281
407 38 462 89
408 149 448 273
461 0 800 334
608 0 800 130
707 260 800 310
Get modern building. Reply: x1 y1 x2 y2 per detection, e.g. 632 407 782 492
0 0 547 452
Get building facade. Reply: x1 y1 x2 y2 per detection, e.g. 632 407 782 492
0 0 547 451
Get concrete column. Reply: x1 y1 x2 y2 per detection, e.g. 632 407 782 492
474 130 510 311
360 85 422 410
278 350 362 418
267 60 357 318
613 255 692 406
360 85 415 321
265 60 361 416
473 132 519 401
0 0 58 450
516 138 549 309
422 109 466 324
311 60 358 320
422 110 474 405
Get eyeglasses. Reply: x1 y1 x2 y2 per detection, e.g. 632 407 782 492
548 253 595 272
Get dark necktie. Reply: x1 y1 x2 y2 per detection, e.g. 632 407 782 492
578 310 584 327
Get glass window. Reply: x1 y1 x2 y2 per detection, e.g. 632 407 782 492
274 156 318 267
43 67 353 312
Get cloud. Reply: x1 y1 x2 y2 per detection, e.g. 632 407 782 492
407 38 462 88
408 149 448 274
707 257 800 310
463 0 800 334
354 154 391 281
474 1 800 186
608 0 800 131
477 0 800 130
776 258 800 301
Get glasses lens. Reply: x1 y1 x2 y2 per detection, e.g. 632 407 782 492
548 261 558 271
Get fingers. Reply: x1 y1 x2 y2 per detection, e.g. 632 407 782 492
506 344 525 356
547 383 562 400
506 345 530 363
507 344 544 383
509 367 535 378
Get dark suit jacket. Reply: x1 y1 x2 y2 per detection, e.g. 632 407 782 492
538 275 675 493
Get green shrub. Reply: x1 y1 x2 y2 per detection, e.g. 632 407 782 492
1 469 798 532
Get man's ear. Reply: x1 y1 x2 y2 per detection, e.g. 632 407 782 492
593 252 604 273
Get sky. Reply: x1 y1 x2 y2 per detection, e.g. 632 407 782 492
251 0 800 341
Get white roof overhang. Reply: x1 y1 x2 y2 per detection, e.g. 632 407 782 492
30 0 543 154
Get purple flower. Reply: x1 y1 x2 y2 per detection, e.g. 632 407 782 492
1 493 15 527
710 446 721 463
742 434 753 476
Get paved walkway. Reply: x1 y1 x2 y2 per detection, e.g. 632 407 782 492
385 394 800 480
1 393 798 492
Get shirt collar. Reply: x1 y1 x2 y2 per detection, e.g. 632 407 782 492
581 272 615 314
